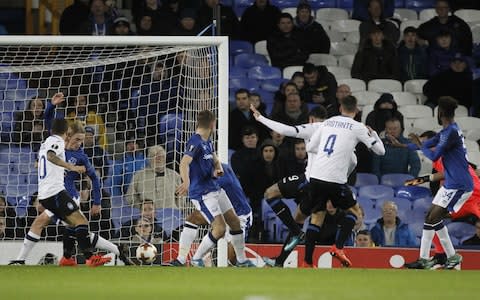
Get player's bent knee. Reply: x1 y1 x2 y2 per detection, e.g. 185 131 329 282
187 211 208 225
347 204 362 219
65 211 88 226
30 213 51 234
310 212 325 226
265 184 281 200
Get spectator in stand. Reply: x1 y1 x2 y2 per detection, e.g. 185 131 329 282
365 93 404 134
125 145 181 209
249 92 270 139
397 27 428 82
197 0 240 38
0 215 5 239
120 199 167 240
291 71 305 91
462 219 480 246
355 230 375 247
326 84 352 117
229 89 262 150
428 30 458 77
352 26 401 83
111 138 147 197
352 0 394 21
424 54 473 110
66 94 107 150
135 0 176 35
240 0 281 44
359 0 400 47
370 201 417 247
417 0 473 56
136 14 155 35
59 0 90 35
269 130 291 160
109 16 134 35
279 139 307 177
270 92 308 126
267 13 309 69
300 63 337 106
272 81 300 116
77 0 115 35
83 126 110 182
170 9 200 36
372 117 421 179
450 0 480 10
128 217 163 245
12 97 47 151
293 2 330 54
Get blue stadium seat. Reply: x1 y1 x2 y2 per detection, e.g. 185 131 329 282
230 66 248 78
310 0 337 9
229 40 253 56
355 172 379 187
220 0 234 7
234 53 269 69
380 173 414 188
270 0 299 9
447 222 476 242
260 78 286 92
395 0 406 7
337 0 354 9
1 100 15 111
229 77 260 91
361 202 381 225
356 195 374 209
412 196 431 213
156 208 184 237
358 185 395 200
410 221 424 238
229 87 237 102
247 65 282 80
159 113 183 136
233 0 254 17
0 111 14 132
255 89 275 103
405 0 435 10
395 186 431 201
350 185 358 196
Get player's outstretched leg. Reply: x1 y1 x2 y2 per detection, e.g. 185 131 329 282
59 227 77 266
330 209 358 267
303 223 321 267
165 221 199 266
190 215 226 267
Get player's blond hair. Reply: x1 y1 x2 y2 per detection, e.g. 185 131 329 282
69 120 86 135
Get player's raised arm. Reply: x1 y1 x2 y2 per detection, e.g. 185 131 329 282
359 126 385 156
46 151 85 174
176 154 193 196
212 152 224 177
251 104 311 139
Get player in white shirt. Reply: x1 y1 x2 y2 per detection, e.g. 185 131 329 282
306 95 385 267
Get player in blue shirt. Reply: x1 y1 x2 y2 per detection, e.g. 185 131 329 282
173 110 253 267
10 94 130 266
406 96 472 269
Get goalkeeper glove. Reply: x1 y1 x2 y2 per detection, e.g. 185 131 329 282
404 175 432 186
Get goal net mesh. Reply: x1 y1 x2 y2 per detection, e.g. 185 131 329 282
0 40 222 265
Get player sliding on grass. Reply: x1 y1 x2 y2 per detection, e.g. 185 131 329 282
9 94 129 266
403 97 471 270
167 163 253 266
306 95 385 267
403 130 480 269
171 110 253 267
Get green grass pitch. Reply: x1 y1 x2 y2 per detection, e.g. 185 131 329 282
1 267 478 300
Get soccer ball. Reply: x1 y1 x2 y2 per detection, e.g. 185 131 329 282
136 243 157 264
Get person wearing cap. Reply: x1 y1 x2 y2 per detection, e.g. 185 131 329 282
351 26 401 83
359 0 399 47
197 0 240 38
293 2 330 54
424 53 473 110
417 0 472 56
77 0 115 35
365 93 405 133
110 16 134 35
428 29 460 77
352 0 394 22
170 8 200 36
133 0 176 35
397 26 428 82
240 0 281 44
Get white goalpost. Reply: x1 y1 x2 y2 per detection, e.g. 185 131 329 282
0 35 229 266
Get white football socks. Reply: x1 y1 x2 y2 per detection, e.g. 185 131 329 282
177 223 198 264
90 233 119 255
192 232 216 261
420 225 435 259
436 226 456 258
230 231 247 263
16 231 40 261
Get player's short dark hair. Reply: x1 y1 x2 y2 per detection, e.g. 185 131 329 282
420 130 437 139
51 118 69 135
438 96 458 119
340 95 358 113
197 110 215 129
308 105 327 120
235 88 249 98
302 63 317 74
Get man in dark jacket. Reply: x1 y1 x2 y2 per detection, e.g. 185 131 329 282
197 0 240 38
300 63 337 105
417 0 473 56
397 27 428 82
170 8 200 36
359 0 399 47
267 13 309 69
365 93 405 133
351 26 401 83
270 92 309 126
59 0 89 35
352 0 394 21
240 0 281 44
293 2 330 54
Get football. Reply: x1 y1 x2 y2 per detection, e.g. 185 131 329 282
136 243 158 264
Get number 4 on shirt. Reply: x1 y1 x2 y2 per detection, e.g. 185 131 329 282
323 134 337 156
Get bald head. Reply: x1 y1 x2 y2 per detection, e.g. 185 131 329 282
336 84 351 101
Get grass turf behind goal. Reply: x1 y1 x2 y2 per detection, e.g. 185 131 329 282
1 267 478 300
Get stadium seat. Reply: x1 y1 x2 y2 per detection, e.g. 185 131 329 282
358 197 381 225
247 65 282 80
412 197 431 213
229 40 253 56
326 29 344 42
327 66 351 80
256 89 275 103
352 91 380 107
468 151 480 168
411 117 442 134
419 8 436 21
337 78 366 92
406 0 436 11
395 185 431 200
281 7 298 17
465 129 480 143
316 8 349 22
400 20 423 32
282 65 303 79
455 117 480 131
390 91 418 106
338 54 355 69
355 172 379 187
159 113 183 136
270 0 298 9
368 79 403 93
358 185 395 200
404 79 427 94
0 111 14 133
230 66 248 78
447 222 476 242
260 78 286 92
409 221 424 239
1 100 15 112
346 31 360 44
331 19 361 34
309 0 337 9
471 24 480 44
229 77 260 91
234 53 269 69
307 53 338 67
349 185 358 196
254 40 268 56
398 105 433 127
394 8 418 21
464 139 479 154
380 173 414 188
356 195 374 209
455 9 480 24
330 42 358 56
